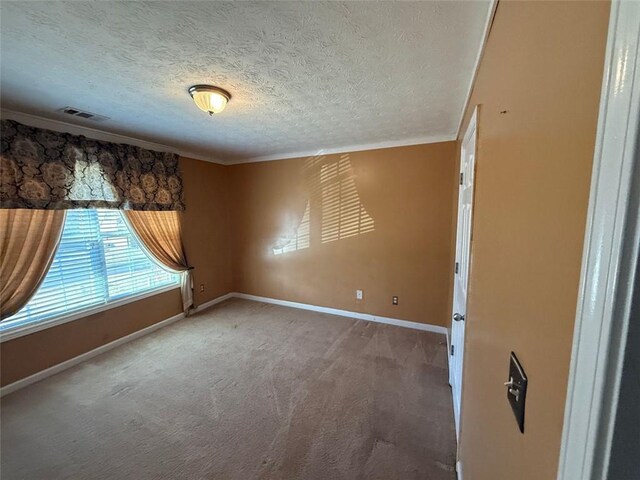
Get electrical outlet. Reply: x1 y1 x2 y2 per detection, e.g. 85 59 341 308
356 289 363 300
199 284 204 293
392 296 399 305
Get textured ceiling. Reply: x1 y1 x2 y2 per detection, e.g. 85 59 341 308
0 1 491 163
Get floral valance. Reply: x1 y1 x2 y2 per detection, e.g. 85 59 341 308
0 120 185 211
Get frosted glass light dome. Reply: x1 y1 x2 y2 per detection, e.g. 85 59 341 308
188 85 231 115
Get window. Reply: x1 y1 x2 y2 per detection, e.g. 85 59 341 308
1 209 180 332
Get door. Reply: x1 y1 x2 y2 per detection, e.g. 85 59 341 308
450 107 477 439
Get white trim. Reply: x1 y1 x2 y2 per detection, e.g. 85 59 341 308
0 109 225 165
1 108 458 167
0 284 181 343
456 460 463 480
2 0 496 171
1 291 446 396
0 311 185 397
0 290 237 397
231 0 499 168
226 134 456 165
463 106 478 146
558 2 640 479
447 329 453 386
232 292 448 335
450 104 478 444
193 292 235 313
455 0 497 139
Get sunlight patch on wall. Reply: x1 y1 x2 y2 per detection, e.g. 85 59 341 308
319 154 374 244
273 201 310 255
272 152 374 255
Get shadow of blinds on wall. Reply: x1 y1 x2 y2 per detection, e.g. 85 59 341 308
273 201 311 255
273 153 375 255
319 154 374 244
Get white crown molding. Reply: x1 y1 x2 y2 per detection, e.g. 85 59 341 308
2 108 457 167
0 109 227 165
226 134 457 165
455 0 498 139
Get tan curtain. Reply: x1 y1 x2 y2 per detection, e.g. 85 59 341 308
123 210 193 314
0 209 66 320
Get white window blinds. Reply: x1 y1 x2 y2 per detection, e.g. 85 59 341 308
1 209 179 331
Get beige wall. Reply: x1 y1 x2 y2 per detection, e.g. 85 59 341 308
181 157 233 305
0 289 182 386
1 156 233 386
229 142 456 326
1 16 610 475
455 2 609 479
2 144 456 385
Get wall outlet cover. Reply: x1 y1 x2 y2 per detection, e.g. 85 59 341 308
356 290 363 300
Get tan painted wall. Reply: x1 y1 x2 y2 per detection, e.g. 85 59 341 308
228 142 456 326
455 2 610 479
180 157 233 305
0 289 182 386
1 143 454 385
1 156 233 386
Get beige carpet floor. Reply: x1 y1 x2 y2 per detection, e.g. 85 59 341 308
1 298 456 480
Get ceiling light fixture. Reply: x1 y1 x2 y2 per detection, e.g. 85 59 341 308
188 85 231 115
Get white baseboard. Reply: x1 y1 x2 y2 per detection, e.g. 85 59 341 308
2 291 446 397
231 292 448 335
0 311 186 397
193 292 235 313
1 290 234 397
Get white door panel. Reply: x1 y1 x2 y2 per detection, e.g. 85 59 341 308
450 107 477 440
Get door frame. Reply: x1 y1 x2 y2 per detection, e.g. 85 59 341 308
557 1 640 478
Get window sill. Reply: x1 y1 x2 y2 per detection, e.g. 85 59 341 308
0 284 181 343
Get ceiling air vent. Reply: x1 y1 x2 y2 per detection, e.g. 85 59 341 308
57 106 109 122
